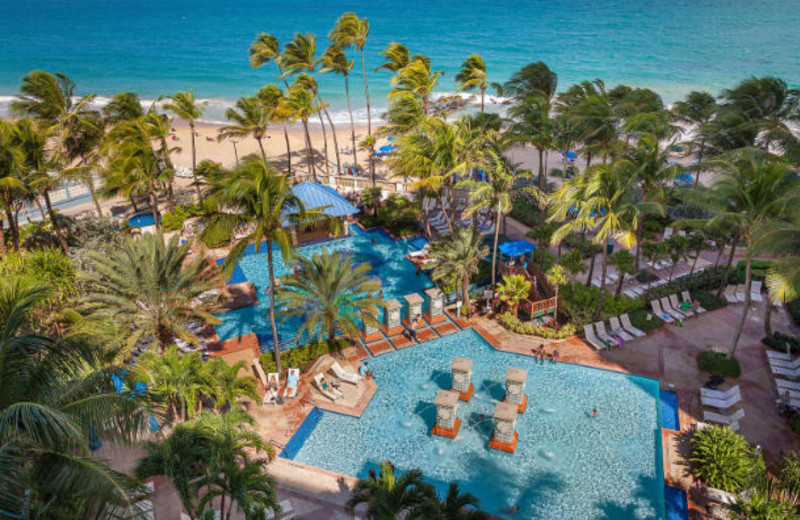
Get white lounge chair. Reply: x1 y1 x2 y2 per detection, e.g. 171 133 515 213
750 280 764 302
329 361 361 385
767 350 794 362
770 363 800 380
583 324 607 350
724 285 738 304
650 300 675 323
703 408 744 431
660 297 686 320
670 293 694 317
408 244 431 258
283 368 300 398
681 291 706 314
264 499 294 519
735 284 747 302
313 373 343 401
770 356 800 370
606 318 633 341
663 227 673 240
700 386 742 409
594 321 619 347
776 379 800 392
262 373 281 406
620 314 646 337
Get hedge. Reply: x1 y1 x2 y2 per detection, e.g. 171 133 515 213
559 283 643 327
628 309 664 334
762 331 800 355
691 290 727 312
731 259 775 284
698 351 741 378
497 311 577 339
259 338 351 374
640 265 727 303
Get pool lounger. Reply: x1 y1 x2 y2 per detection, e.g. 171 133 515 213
264 499 294 519
670 293 694 317
650 300 675 324
283 368 300 398
724 285 738 304
767 350 794 362
770 363 800 380
583 324 607 350
681 291 706 313
770 356 800 370
620 314 646 337
329 361 361 385
660 297 687 320
700 386 742 409
313 373 343 401
702 408 744 431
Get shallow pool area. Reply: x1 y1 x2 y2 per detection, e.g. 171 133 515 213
214 226 434 343
128 213 159 228
291 330 665 519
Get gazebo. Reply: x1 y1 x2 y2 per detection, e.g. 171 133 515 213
285 181 359 243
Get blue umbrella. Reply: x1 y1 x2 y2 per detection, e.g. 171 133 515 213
498 240 537 257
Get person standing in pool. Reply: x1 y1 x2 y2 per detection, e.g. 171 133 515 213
591 408 599 418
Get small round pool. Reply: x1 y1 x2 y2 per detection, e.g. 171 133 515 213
128 213 160 228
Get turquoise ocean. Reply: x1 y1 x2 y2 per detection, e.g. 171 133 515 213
1 0 799 122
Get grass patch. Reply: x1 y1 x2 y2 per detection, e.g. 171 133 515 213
698 351 741 378
628 309 664 334
692 290 727 312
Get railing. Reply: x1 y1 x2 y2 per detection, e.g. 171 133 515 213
258 335 299 352
519 296 559 320
290 172 404 194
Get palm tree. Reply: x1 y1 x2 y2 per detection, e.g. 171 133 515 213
217 96 273 162
671 91 717 184
164 90 207 201
330 13 372 139
389 58 443 116
207 358 260 410
360 186 382 216
0 121 27 253
280 32 341 174
495 274 530 315
141 109 181 211
545 264 569 325
374 42 413 73
103 91 145 124
455 54 488 112
558 80 618 168
345 462 434 520
550 160 652 315
722 76 800 149
258 84 295 174
504 62 558 101
683 150 798 357
1 279 152 519
421 482 489 520
204 158 336 373
79 233 220 354
320 44 358 165
609 250 636 296
431 228 489 317
285 80 320 179
278 249 383 344
458 151 543 291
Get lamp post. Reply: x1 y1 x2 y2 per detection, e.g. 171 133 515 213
231 139 240 167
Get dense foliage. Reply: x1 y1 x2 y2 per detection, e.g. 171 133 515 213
360 193 421 237
558 283 643 326
497 311 577 339
698 351 742 378
691 425 759 493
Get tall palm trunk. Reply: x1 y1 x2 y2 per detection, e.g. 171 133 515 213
189 121 203 202
716 233 740 298
491 208 502 294
148 190 160 232
84 170 103 217
538 147 546 190
597 245 609 317
282 122 292 174
585 251 597 287
43 190 69 254
422 195 432 239
480 86 485 113
256 136 267 163
317 112 331 175
0 220 5 258
344 74 358 165
266 240 283 374
4 209 18 251
301 118 316 181
693 141 706 188
764 299 773 338
360 49 372 138
317 93 342 174
585 152 592 171
462 274 471 317
728 252 751 358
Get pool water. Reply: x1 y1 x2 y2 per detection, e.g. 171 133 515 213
660 389 680 431
292 330 665 519
215 226 433 342
128 213 159 227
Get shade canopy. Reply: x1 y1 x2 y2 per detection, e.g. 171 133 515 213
284 181 359 222
498 240 537 257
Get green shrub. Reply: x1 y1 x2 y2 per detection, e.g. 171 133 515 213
362 195 420 237
201 224 232 248
779 451 800 496
762 331 800 355
698 351 741 378
691 425 758 492
0 248 76 309
692 290 727 312
788 299 800 327
161 204 204 232
497 311 577 339
558 283 643 327
259 339 350 374
509 198 541 227
732 259 775 284
628 309 664 334
640 265 727 302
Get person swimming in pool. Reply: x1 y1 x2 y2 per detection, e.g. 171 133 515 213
591 408 599 418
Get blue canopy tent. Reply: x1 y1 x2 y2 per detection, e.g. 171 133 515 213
566 150 578 163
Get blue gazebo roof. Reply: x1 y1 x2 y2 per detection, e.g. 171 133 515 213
498 240 537 257
286 181 360 220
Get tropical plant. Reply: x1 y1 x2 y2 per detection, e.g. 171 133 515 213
671 90 717 183
218 95 273 162
455 54 488 112
360 186 382 216
609 250 636 296
320 44 358 165
560 249 587 290
495 274 530 315
103 91 145 124
691 425 758 493
207 358 260 409
545 264 569 324
330 13 372 139
164 90 207 200
345 462 434 520
78 233 220 354
0 278 152 519
203 157 337 373
0 121 27 254
278 249 383 344
417 482 489 520
430 227 489 316
285 79 320 179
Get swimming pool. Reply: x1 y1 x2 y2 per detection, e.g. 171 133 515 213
214 225 434 343
128 213 160 228
291 330 666 519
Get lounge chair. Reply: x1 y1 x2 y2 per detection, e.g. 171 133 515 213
767 350 794 362
659 297 686 320
262 373 281 406
620 314 646 337
594 321 620 347
769 363 800 380
583 324 606 350
735 284 747 302
606 317 633 341
670 293 694 317
724 285 739 304
702 408 745 431
623 289 639 298
313 373 343 401
264 499 294 519
681 291 706 314
770 356 800 370
750 280 763 302
663 227 673 240
776 379 800 392
700 386 742 409
284 368 300 398
408 244 431 258
329 361 361 385
650 300 675 323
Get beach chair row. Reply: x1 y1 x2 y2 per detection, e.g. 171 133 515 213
649 292 706 323
583 314 645 350
765 349 800 412
621 266 709 299
723 282 763 304
312 361 363 402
